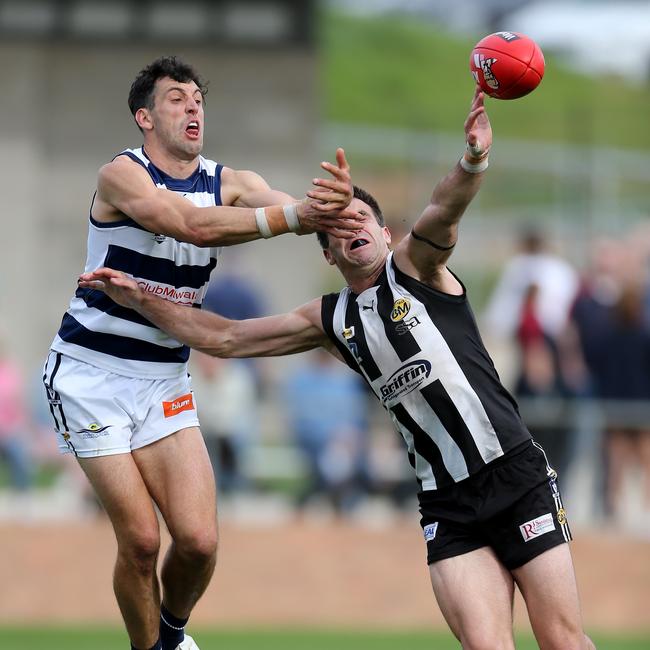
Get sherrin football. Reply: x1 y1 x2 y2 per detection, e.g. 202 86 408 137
470 31 545 100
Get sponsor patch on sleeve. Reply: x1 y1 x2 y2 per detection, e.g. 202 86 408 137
519 512 555 542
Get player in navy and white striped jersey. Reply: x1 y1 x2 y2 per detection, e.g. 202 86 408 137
80 88 595 650
43 56 359 650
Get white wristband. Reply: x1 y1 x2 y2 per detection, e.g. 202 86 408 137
460 155 489 173
283 204 301 233
255 207 273 238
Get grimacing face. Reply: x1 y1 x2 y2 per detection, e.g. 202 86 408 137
137 77 204 159
323 198 392 273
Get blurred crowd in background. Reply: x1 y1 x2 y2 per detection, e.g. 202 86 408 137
2 221 650 535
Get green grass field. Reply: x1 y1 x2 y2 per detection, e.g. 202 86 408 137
2 627 649 649
321 11 650 150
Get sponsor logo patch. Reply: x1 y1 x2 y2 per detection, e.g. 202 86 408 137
75 422 112 439
423 522 438 542
163 393 195 418
379 359 432 404
390 298 411 322
395 316 421 335
556 508 567 526
519 512 555 542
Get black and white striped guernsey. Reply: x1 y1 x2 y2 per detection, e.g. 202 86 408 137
321 251 531 492
51 147 223 379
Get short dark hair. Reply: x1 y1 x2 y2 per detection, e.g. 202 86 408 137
317 185 384 249
128 55 208 118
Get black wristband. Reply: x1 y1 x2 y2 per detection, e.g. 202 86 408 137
411 228 456 251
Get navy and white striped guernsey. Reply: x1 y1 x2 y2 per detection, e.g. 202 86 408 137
321 251 531 492
51 147 223 379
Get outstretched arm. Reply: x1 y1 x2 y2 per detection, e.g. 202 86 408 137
393 88 492 292
93 148 360 246
78 268 334 359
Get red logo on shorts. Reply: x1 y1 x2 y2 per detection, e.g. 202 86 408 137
163 393 195 418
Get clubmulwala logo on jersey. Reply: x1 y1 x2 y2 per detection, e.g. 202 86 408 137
379 359 432 404
163 393 195 418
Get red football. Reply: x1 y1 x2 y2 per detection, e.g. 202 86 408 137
470 31 545 100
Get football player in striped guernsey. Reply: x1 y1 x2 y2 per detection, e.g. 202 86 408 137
80 88 594 650
44 55 358 650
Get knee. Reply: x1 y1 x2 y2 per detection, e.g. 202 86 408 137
174 527 218 565
537 625 593 650
118 526 161 573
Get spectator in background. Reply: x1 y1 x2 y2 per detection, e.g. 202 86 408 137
283 348 370 516
0 335 33 491
189 352 258 495
583 280 650 522
484 227 579 341
484 228 580 476
202 265 267 393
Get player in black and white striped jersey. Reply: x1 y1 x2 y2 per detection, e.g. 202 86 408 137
80 88 594 650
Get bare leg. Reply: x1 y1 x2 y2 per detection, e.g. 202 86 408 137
79 454 161 649
429 546 516 649
134 427 218 618
513 544 595 650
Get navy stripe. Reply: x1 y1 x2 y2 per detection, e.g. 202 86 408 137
90 215 139 229
420 381 486 473
118 151 215 194
75 287 160 327
104 245 217 290
390 403 455 489
58 313 189 364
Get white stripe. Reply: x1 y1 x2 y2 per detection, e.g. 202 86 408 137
385 253 504 463
51 337 188 380
389 411 437 490
334 286 466 485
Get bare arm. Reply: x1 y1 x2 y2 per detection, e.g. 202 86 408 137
93 149 360 247
393 89 492 293
78 268 336 359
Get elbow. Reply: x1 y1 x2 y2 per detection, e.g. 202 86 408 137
198 333 235 359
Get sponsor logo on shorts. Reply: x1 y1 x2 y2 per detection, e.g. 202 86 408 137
423 522 438 542
556 508 567 526
75 422 112 439
163 393 195 418
62 432 71 441
519 512 555 542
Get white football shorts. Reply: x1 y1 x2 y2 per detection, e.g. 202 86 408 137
42 351 200 457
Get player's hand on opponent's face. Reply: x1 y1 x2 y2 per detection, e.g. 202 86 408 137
78 268 141 309
464 88 492 158
297 147 363 238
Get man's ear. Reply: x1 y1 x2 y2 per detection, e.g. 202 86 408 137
135 107 153 132
382 226 392 246
323 248 336 266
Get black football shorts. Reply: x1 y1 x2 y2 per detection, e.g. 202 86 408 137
418 439 572 570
